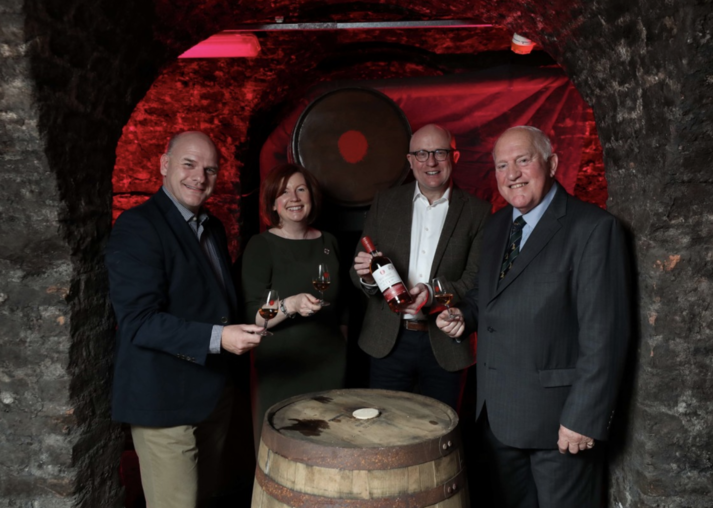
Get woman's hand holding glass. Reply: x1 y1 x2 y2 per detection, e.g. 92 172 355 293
282 293 322 317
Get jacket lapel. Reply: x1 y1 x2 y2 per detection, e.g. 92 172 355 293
388 183 416 269
154 191 230 305
484 209 513 304
493 184 567 298
430 186 465 278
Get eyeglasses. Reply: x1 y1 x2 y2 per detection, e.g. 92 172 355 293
408 149 453 162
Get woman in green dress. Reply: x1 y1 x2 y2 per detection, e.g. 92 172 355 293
241 163 347 448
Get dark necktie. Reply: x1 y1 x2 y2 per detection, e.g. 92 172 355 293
499 216 526 281
189 216 226 292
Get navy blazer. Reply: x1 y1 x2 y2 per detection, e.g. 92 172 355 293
462 184 631 448
106 190 240 427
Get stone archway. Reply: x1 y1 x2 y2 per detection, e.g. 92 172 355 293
1 1 711 507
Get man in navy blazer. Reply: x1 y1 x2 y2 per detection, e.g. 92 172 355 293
439 126 630 507
106 131 263 507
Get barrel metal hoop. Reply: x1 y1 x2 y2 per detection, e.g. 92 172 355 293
261 423 460 470
256 464 467 507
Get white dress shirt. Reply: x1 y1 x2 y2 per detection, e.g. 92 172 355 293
404 184 451 319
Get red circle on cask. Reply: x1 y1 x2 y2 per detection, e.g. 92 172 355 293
338 130 368 163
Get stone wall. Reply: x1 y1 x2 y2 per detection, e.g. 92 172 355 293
0 1 76 503
522 1 713 506
0 0 162 505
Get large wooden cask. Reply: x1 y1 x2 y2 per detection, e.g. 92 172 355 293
251 389 468 507
291 87 412 207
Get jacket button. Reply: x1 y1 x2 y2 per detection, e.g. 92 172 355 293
220 316 228 324
487 326 495 333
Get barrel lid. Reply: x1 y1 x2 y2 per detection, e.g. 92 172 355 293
291 87 412 207
261 388 460 470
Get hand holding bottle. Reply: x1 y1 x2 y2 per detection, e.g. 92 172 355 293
359 236 413 313
354 250 378 285
399 283 429 315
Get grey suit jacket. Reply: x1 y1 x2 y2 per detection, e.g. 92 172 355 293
351 182 491 372
462 183 631 448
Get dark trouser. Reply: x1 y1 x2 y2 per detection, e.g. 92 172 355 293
369 328 464 410
481 408 604 508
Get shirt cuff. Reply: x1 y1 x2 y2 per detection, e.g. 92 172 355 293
210 325 223 354
425 283 434 307
360 278 379 295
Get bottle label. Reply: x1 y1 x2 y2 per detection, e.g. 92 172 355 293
372 263 405 292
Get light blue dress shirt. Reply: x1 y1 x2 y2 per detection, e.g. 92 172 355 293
512 183 558 250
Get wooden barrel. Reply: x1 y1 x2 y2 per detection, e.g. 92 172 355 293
291 87 412 207
251 389 469 507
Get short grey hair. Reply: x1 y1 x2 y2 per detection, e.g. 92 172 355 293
493 126 553 161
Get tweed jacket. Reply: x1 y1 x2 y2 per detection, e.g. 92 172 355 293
351 182 491 372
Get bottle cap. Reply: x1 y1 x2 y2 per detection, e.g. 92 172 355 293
361 236 376 253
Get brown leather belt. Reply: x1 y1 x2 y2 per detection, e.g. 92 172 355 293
402 320 428 332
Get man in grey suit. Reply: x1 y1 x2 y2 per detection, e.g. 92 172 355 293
351 124 491 409
438 126 630 507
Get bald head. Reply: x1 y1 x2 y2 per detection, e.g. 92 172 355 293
166 131 219 159
409 124 456 152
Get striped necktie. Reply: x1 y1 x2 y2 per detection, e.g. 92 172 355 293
499 216 526 281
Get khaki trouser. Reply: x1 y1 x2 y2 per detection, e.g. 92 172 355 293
131 384 233 508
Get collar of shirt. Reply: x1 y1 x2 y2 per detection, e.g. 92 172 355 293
162 186 209 226
512 183 558 249
413 182 452 207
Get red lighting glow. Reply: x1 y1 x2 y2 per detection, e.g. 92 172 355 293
179 33 261 58
338 130 369 163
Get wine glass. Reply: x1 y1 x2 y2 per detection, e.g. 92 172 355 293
432 277 454 320
312 263 331 307
258 289 279 336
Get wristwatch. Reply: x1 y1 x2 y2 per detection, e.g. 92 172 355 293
279 298 296 318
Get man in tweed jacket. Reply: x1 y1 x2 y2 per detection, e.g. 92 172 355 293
352 124 490 409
